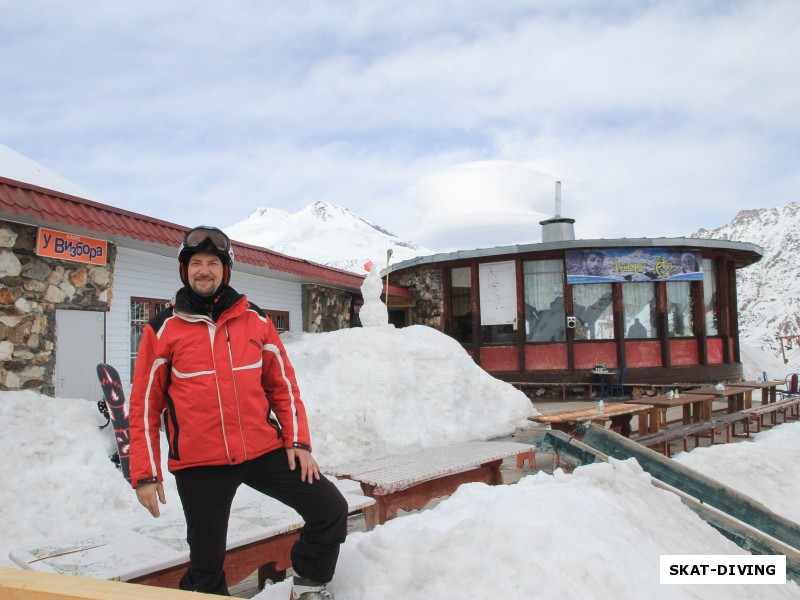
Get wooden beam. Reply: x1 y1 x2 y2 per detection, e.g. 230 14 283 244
578 423 800 551
542 431 800 583
0 568 202 600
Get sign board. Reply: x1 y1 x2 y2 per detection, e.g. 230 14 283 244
566 248 703 284
386 297 416 309
479 260 517 325
36 228 108 266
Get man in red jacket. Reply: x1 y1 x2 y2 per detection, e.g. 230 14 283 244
129 226 347 599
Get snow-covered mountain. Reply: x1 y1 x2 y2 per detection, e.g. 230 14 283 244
692 203 800 376
225 202 431 275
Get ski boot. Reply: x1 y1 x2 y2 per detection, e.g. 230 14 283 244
290 576 334 599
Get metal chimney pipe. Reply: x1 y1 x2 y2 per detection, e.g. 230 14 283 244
540 179 575 242
555 180 562 217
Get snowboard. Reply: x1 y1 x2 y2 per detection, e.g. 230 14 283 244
96 363 132 483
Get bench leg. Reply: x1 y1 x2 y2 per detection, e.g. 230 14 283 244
609 414 632 437
516 449 536 470
258 563 288 589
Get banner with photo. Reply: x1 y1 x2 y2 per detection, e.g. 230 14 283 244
566 248 703 284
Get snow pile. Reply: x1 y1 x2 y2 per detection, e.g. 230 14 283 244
259 457 800 600
0 392 157 567
284 324 534 467
674 422 800 524
2 392 800 599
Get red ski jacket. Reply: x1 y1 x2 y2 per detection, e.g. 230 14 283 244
128 287 310 488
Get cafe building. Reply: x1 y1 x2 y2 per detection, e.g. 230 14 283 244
389 198 763 389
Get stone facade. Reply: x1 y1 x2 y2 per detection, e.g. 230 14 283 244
303 284 356 332
0 221 115 395
394 266 444 329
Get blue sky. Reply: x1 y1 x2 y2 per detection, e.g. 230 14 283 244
1 0 798 252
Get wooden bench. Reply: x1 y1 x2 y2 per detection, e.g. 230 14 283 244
744 396 800 433
9 492 374 591
639 396 800 457
636 411 752 457
323 441 535 530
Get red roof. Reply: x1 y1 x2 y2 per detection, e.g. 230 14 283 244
0 176 413 298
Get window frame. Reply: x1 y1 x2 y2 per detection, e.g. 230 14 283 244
265 310 290 334
130 296 171 375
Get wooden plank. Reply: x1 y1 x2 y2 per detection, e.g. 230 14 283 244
579 423 800 552
0 567 197 600
540 433 800 583
325 441 534 493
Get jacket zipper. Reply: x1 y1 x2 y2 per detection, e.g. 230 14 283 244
208 320 232 462
225 324 249 461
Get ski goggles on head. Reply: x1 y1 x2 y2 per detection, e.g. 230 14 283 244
182 226 231 254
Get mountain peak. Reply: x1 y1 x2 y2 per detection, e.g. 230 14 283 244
225 201 431 274
304 201 401 240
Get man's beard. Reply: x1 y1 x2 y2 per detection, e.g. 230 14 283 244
191 279 219 298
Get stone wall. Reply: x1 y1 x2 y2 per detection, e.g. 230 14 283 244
0 221 115 395
394 266 445 330
303 284 356 332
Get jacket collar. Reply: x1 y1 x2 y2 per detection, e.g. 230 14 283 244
174 285 246 323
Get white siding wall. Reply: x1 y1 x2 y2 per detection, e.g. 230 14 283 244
108 247 303 390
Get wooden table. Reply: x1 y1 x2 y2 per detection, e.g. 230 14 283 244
683 385 757 413
528 402 656 438
727 380 783 404
324 441 535 529
624 393 715 430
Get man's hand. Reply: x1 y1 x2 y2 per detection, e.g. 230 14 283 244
287 447 321 484
136 482 166 518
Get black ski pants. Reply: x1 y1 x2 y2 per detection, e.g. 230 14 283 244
173 448 348 595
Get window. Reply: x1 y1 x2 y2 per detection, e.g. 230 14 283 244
666 281 693 337
479 261 517 345
524 260 565 342
623 283 657 339
450 267 473 343
130 297 170 374
703 258 718 335
573 284 614 340
265 310 289 333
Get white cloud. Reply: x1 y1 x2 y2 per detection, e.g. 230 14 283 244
1 0 799 250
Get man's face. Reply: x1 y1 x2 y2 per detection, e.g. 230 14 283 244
682 255 696 272
187 252 224 297
585 254 604 276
